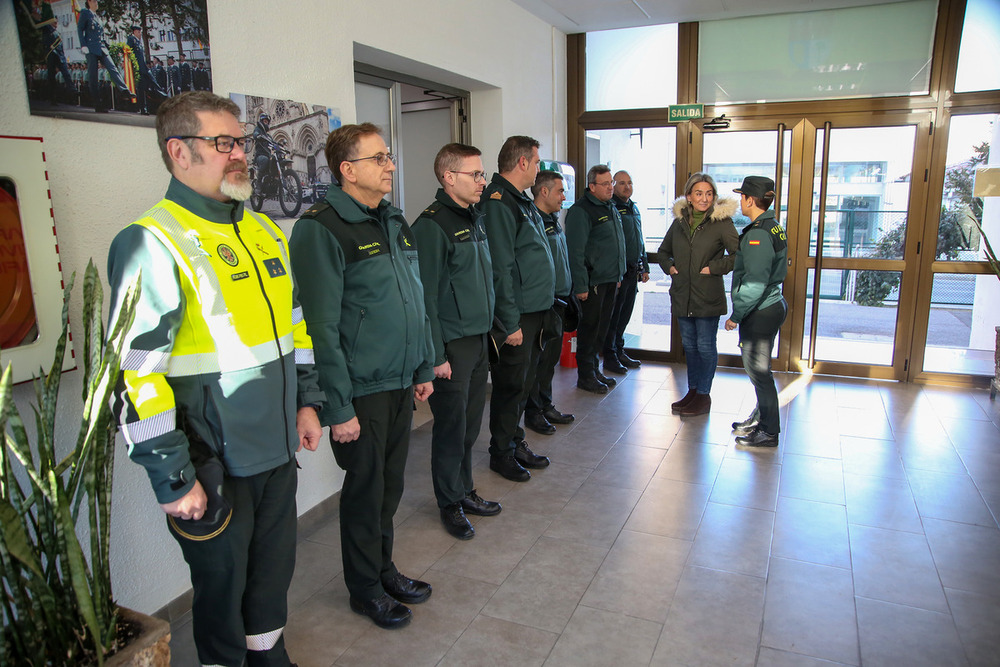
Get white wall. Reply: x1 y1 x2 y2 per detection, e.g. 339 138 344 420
0 0 566 615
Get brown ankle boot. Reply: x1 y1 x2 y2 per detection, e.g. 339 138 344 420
671 389 697 412
679 393 711 416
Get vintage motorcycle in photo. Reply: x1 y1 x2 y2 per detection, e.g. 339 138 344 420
249 139 303 217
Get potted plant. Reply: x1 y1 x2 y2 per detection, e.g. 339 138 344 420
0 262 167 665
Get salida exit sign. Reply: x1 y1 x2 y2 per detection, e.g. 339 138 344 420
668 104 704 122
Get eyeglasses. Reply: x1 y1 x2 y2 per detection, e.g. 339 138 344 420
167 135 250 153
591 180 616 188
450 170 488 182
345 152 397 167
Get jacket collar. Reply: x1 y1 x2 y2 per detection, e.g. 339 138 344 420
612 195 632 208
582 191 613 209
323 183 393 223
490 173 532 203
435 188 477 218
165 177 244 224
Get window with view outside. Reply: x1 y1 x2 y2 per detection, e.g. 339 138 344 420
586 25 678 112
924 114 1000 375
584 128 676 352
954 0 1000 93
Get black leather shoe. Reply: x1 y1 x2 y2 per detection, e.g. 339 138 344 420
462 489 502 516
577 376 609 394
602 356 628 375
618 351 641 369
595 371 617 387
440 503 475 540
671 389 697 412
735 427 779 448
490 454 531 481
382 571 432 604
732 414 759 434
679 393 711 416
350 593 412 629
542 406 575 424
515 439 550 468
525 412 556 435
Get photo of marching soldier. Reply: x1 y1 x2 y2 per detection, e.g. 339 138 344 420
12 0 211 125
230 93 342 226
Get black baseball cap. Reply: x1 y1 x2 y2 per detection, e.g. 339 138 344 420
734 175 774 199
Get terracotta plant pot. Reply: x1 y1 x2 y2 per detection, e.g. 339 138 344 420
106 607 171 667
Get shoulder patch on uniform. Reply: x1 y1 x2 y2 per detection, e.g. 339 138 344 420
490 191 503 200
300 201 331 219
422 201 443 216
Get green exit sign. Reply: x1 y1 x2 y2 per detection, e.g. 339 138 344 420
669 104 704 122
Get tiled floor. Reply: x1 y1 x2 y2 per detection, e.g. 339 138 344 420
170 362 1000 666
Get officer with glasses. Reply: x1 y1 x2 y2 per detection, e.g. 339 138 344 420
289 123 436 630
107 91 325 667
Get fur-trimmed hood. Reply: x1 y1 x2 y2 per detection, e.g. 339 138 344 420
672 196 738 222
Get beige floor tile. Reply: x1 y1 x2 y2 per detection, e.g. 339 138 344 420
288 537 343 609
772 496 850 568
906 468 996 526
580 529 691 623
546 605 662 666
653 438 726 486
781 420 842 460
843 472 923 533
429 507 551 585
945 587 1000 667
895 433 969 475
439 615 556 666
840 436 905 480
855 597 967 667
542 480 642 548
778 454 845 505
617 412 684 449
756 647 853 666
283 575 372 666
849 523 948 612
497 460 593 516
624 476 712 540
836 406 894 440
923 517 1000 598
480 536 608 634
940 416 1000 452
761 557 859 665
651 565 765 667
587 443 666 490
688 502 775 578
389 508 465 578
710 456 781 511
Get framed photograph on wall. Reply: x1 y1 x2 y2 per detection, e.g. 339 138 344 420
0 135 74 383
231 93 342 232
12 0 211 126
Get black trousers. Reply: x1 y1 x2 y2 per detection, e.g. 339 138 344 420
526 299 567 419
169 460 297 667
488 310 546 456
604 264 640 356
577 282 618 377
331 386 414 599
738 298 787 434
428 334 489 507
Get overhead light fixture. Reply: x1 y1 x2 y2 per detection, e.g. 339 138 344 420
703 114 730 130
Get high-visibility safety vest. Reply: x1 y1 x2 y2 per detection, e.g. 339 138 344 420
108 182 324 504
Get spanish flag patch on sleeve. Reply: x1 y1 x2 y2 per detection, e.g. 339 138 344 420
748 240 761 245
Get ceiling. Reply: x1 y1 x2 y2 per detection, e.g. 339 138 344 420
509 0 913 33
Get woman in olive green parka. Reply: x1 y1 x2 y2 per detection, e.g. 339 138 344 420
658 172 739 416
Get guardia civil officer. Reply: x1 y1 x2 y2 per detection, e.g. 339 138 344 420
565 165 626 394
289 123 435 630
77 0 132 112
127 25 166 114
480 135 554 482
724 176 788 447
107 91 325 667
412 143 502 540
524 170 576 435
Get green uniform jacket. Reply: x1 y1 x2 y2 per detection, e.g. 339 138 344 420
539 209 573 297
612 195 650 272
565 191 626 294
289 185 435 427
481 173 555 334
730 209 788 323
107 178 326 504
659 197 740 318
412 189 496 366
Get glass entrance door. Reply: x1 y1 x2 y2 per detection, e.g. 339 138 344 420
790 114 932 379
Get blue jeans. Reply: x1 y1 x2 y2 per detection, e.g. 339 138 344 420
677 316 720 394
